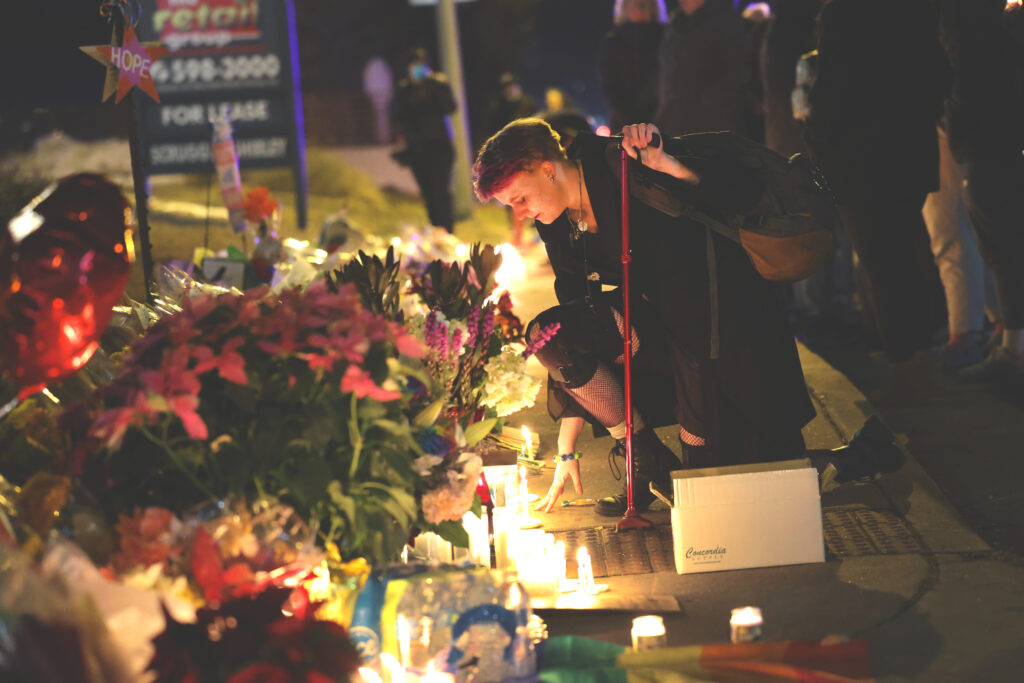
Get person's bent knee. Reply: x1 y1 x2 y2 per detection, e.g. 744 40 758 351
527 307 597 388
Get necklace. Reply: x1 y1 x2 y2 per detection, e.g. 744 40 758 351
567 160 588 243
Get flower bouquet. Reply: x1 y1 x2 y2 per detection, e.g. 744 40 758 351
71 279 428 567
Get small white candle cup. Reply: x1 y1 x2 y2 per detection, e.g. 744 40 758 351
631 615 667 651
730 606 764 643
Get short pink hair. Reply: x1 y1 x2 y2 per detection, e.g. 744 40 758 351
473 118 567 200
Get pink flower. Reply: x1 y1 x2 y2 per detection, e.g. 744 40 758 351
393 329 426 358
421 453 483 524
340 365 402 402
90 405 139 449
168 394 208 440
193 337 248 385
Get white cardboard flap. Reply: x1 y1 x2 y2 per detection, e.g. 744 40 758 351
673 467 820 508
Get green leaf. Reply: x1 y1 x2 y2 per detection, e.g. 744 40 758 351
470 494 482 518
287 454 332 506
327 481 357 523
433 520 470 548
412 399 444 428
347 393 363 478
463 418 497 447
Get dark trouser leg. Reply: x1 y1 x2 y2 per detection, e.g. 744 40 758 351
409 140 455 233
965 157 1024 330
838 193 944 363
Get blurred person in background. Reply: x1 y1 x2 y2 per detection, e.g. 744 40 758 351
761 0 857 344
390 48 457 233
805 0 950 407
486 72 538 247
599 0 668 133
537 87 592 150
654 0 751 136
486 72 537 139
942 0 1024 380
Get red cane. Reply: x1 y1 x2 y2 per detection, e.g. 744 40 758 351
616 139 654 533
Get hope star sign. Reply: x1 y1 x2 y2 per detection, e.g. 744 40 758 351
81 25 168 103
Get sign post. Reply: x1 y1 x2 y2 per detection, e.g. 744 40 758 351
411 0 475 221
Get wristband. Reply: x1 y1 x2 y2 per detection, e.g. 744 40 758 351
553 452 582 463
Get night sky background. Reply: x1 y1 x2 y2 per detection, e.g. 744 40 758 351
0 1 759 148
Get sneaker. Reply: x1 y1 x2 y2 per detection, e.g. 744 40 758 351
937 331 987 372
830 415 906 486
956 345 1024 383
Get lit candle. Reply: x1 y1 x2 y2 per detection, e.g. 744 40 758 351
729 606 764 643
358 667 384 683
631 615 667 651
554 540 568 592
576 546 594 594
420 661 456 683
380 653 405 683
396 614 411 667
521 425 532 459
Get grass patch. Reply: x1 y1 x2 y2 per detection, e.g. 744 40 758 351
130 150 511 299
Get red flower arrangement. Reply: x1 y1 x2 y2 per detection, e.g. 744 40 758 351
149 588 360 683
243 186 280 223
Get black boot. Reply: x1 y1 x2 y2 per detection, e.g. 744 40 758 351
595 427 677 517
821 415 906 492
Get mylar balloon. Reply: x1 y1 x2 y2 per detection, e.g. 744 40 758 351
0 173 134 398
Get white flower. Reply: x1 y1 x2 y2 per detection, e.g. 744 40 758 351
479 346 542 417
414 453 444 476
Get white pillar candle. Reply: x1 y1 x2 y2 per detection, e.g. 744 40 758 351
729 606 764 643
358 667 383 683
554 540 568 592
420 661 455 683
396 614 411 667
576 546 594 594
492 507 518 570
380 653 405 683
518 464 530 517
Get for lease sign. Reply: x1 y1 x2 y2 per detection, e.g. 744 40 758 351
134 0 305 176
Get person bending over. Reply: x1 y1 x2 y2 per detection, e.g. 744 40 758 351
472 118 904 515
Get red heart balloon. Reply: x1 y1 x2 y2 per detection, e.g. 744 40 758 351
0 173 134 398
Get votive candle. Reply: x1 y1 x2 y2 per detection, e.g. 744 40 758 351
730 606 764 643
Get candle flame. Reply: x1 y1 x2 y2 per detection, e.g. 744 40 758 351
521 425 532 451
357 667 383 683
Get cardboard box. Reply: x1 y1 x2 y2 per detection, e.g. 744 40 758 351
670 458 825 574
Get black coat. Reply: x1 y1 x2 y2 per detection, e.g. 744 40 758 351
536 133 815 450
759 0 821 157
655 0 751 137
804 0 950 204
391 74 456 148
599 21 664 132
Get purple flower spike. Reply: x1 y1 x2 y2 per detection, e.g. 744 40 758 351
522 321 560 359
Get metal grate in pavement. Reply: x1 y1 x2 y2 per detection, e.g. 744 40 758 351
547 508 926 578
549 525 675 578
823 508 927 558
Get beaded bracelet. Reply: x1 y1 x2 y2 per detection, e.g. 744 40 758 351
553 452 582 463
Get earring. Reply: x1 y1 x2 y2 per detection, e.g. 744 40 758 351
549 175 555 183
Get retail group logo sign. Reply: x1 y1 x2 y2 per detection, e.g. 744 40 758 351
81 25 168 103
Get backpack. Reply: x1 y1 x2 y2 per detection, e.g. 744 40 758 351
606 130 839 283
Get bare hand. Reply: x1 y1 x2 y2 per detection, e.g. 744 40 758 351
535 459 583 513
620 123 664 166
620 123 700 184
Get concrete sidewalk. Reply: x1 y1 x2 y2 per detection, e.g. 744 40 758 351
502 251 1024 681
